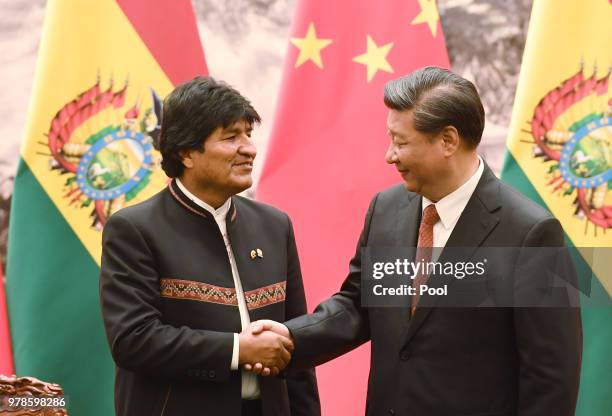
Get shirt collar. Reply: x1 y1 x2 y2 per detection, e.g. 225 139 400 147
175 178 231 220
422 155 484 230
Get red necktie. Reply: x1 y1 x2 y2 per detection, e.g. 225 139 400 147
411 204 440 314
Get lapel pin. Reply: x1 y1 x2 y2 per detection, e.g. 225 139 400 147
250 250 257 259
256 248 263 258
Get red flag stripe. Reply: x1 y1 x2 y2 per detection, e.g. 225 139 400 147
116 0 208 85
0 264 14 376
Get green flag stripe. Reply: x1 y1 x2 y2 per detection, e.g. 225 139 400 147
502 151 612 415
6 158 114 416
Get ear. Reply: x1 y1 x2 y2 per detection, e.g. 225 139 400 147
440 126 460 157
179 149 194 169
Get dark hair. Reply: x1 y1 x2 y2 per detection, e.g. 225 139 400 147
159 76 261 177
383 66 485 148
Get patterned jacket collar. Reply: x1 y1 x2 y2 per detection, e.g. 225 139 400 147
167 178 237 223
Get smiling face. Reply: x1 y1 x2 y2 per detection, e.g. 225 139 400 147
180 118 256 206
385 109 448 198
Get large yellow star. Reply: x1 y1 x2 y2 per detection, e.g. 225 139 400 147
411 0 440 37
352 35 394 83
290 22 332 69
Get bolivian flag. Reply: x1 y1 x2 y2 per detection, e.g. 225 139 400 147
501 1 611 414
5 1 207 414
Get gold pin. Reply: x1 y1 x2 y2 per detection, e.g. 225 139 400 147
250 250 257 259
256 248 263 258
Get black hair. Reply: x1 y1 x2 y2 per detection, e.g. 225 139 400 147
159 76 261 177
384 66 485 148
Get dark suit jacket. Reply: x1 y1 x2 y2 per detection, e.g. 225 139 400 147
285 166 582 416
100 179 320 416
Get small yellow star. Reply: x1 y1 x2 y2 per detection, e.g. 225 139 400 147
411 0 440 37
290 22 332 69
352 35 394 83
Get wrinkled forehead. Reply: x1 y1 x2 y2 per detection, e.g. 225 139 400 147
386 109 414 133
220 118 254 133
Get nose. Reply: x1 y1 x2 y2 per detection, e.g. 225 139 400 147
385 143 397 164
238 134 257 159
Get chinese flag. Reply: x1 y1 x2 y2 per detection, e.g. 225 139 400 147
257 0 449 414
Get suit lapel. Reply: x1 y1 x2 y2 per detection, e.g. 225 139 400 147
387 192 422 337
396 192 422 248
401 165 502 348
443 166 501 252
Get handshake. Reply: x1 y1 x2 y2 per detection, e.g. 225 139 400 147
238 320 292 377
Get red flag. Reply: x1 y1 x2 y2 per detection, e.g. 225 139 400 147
0 264 14 375
257 1 449 413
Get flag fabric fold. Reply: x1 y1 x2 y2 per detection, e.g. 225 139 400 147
6 1 207 414
256 1 449 414
501 1 612 415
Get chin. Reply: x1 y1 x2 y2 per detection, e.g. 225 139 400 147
402 180 417 192
232 179 253 193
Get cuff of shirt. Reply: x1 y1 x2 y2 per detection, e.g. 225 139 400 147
231 333 239 370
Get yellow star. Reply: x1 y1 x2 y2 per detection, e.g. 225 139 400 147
290 22 332 69
352 35 394 83
411 0 440 37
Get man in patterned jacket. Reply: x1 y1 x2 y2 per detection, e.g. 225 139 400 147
100 76 320 416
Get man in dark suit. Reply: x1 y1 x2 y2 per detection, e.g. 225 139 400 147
248 67 582 415
99 76 320 416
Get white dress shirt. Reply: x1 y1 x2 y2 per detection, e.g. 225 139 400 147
176 179 260 399
421 156 485 250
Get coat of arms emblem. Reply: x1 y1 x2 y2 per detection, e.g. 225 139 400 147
41 75 163 229
528 64 611 232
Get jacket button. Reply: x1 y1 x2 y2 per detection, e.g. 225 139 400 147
400 349 411 360
388 409 395 415
209 370 216 379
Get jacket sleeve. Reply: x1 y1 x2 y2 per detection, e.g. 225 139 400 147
284 195 377 369
99 212 234 382
513 217 582 416
283 215 321 416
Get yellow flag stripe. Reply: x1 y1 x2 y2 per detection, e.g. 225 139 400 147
22 0 174 266
505 0 612 293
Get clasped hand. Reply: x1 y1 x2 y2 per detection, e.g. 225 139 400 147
238 320 292 376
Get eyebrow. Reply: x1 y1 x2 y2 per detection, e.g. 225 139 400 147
224 125 253 134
